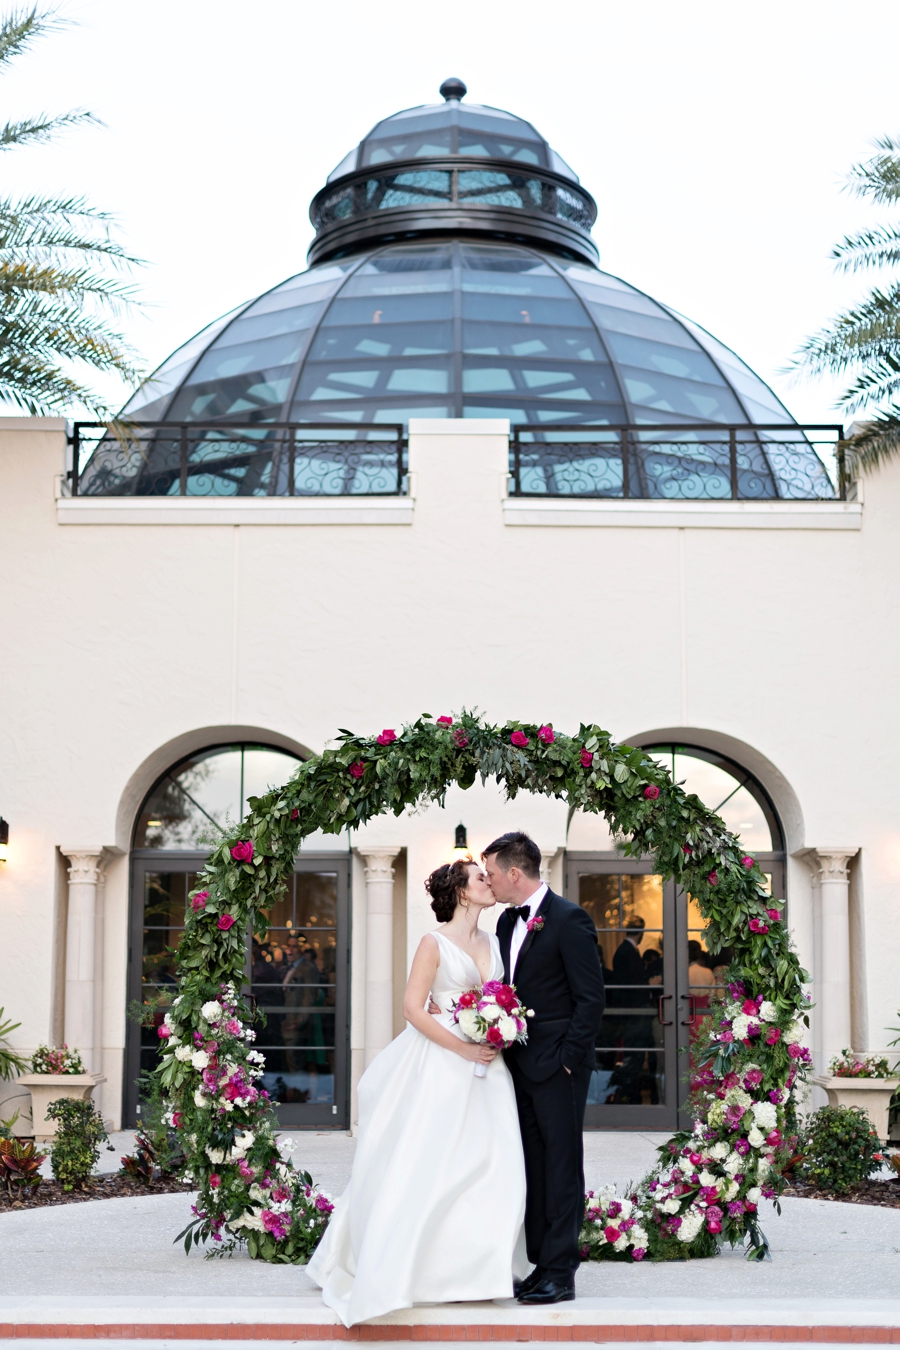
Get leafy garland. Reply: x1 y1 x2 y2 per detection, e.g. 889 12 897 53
154 713 810 1263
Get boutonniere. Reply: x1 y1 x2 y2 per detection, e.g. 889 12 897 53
526 915 545 933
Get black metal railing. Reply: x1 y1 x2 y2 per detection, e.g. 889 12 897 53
509 424 846 502
68 422 407 498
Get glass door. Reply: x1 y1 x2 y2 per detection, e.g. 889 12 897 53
126 852 351 1129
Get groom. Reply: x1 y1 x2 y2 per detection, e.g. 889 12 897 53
483 832 605 1306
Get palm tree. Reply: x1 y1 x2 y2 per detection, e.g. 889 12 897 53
0 6 141 417
794 135 900 475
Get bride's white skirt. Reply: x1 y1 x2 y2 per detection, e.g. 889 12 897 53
307 1021 528 1326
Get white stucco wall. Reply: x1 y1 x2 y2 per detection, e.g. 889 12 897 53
0 416 896 1129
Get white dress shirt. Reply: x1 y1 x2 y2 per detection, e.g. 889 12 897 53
509 882 548 979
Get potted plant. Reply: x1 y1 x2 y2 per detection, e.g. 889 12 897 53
813 1049 900 1141
17 1045 106 1143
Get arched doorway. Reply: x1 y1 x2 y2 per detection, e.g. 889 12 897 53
124 742 352 1129
566 743 785 1130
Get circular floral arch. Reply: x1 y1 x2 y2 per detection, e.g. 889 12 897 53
156 714 810 1265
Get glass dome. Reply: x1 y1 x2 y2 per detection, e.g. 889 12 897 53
80 81 835 501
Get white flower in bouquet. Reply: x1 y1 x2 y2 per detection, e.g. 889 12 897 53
724 1086 751 1110
662 1197 681 1214
201 1000 223 1022
498 1015 518 1041
698 1170 718 1188
193 1089 208 1108
747 1186 762 1203
732 1014 753 1040
757 1157 772 1179
235 1130 256 1151
784 1021 804 1044
278 1135 297 1153
482 1002 503 1023
751 1101 777 1132
708 1141 730 1161
206 1147 225 1164
613 1234 630 1251
758 1001 778 1023
249 1183 268 1202
724 1179 739 1200
229 1208 265 1233
618 1198 634 1219
725 1001 743 1019
724 1151 744 1175
677 1207 705 1242
191 1049 210 1070
164 1012 175 1028
747 1126 766 1147
175 1045 193 1062
632 1226 649 1248
457 1008 480 1038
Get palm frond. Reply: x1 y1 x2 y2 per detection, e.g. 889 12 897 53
847 135 900 205
0 6 63 71
0 108 99 151
839 410 900 472
832 224 900 272
790 282 900 377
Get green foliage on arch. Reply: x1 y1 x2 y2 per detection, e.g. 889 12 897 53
156 713 810 1264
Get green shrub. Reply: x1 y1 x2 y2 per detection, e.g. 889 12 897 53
46 1097 110 1191
798 1105 882 1193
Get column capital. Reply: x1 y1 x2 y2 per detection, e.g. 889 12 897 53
356 845 401 883
60 847 106 885
797 847 859 883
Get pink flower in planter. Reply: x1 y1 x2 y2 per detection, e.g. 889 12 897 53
376 729 396 745
538 725 555 744
437 715 453 725
510 730 529 747
217 914 236 931
643 784 660 800
349 761 365 778
191 891 209 911
231 840 254 863
580 749 593 767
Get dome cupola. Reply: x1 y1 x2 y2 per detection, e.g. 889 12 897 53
308 80 597 266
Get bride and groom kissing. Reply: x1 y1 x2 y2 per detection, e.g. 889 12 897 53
309 831 607 1327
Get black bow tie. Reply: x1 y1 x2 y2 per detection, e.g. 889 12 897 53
509 905 531 923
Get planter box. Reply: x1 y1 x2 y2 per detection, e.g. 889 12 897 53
16 1073 106 1143
813 1075 900 1141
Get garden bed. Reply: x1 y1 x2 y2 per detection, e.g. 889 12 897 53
0 1173 194 1212
783 1177 900 1208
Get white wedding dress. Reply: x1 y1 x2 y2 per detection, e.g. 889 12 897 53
308 930 528 1326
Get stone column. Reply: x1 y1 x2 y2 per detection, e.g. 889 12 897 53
60 848 105 1073
358 847 401 1069
802 847 859 1069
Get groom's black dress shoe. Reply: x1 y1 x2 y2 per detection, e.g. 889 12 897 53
516 1276 576 1305
512 1268 543 1298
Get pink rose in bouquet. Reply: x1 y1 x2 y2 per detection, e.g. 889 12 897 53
452 981 533 1077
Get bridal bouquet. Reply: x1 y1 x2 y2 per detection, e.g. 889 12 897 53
452 980 532 1077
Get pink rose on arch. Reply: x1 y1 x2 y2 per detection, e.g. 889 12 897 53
209 1173 221 1189
787 1042 804 1060
291 809 299 820
172 1111 183 1129
741 856 754 869
437 715 453 726
452 728 469 748
510 730 529 748
157 1024 171 1039
749 917 769 934
741 998 759 1016
217 914 236 931
238 1159 255 1180
580 748 593 768
376 728 396 745
349 761 365 779
643 784 660 800
231 840 254 863
538 725 555 744
766 907 781 922
766 1027 781 1045
191 890 209 911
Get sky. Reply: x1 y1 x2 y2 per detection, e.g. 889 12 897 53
5 0 900 426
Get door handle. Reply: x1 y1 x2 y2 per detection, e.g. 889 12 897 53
657 994 674 1026
680 993 697 1026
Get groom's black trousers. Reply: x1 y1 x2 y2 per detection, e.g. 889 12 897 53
508 1059 592 1281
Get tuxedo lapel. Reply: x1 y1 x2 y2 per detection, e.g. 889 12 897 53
498 909 513 983
511 889 552 981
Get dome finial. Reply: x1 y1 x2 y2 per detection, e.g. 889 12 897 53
439 77 466 102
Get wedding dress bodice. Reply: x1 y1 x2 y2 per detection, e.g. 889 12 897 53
430 930 503 1015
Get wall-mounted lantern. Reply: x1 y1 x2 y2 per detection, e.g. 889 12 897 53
452 823 469 860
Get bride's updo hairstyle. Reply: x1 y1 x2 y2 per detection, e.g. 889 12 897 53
425 858 473 923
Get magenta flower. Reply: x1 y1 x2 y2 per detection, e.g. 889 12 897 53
157 1024 171 1039
225 1018 241 1035
191 890 209 911
643 784 660 800
217 914 236 931
290 808 299 820
765 907 781 922
708 870 718 885
172 1112 183 1129
376 728 396 745
314 1193 334 1213
741 998 759 1016
749 917 769 934
734 1138 750 1156
743 1069 764 1089
741 855 754 868
349 761 365 778
510 729 529 747
452 727 469 748
632 1247 646 1261
728 1200 745 1218
769 1089 783 1104
682 844 692 855
437 715 453 725
604 1225 621 1244
238 1159 255 1180
580 748 593 767
209 1173 221 1189
766 1027 781 1045
230 840 254 863
537 724 555 744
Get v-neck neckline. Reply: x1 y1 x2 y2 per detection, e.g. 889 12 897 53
436 930 493 985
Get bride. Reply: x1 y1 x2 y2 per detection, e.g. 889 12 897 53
308 857 527 1326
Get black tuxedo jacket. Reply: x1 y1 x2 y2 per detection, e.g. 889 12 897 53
497 888 605 1082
